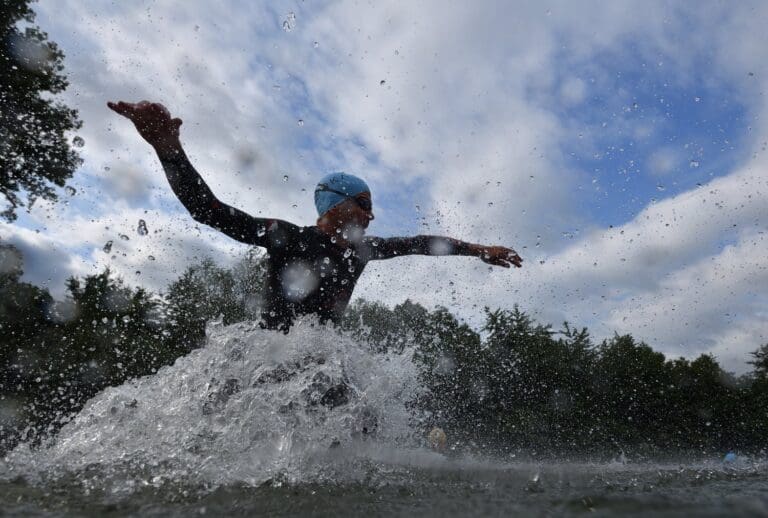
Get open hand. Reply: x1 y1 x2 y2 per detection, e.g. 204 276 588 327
479 246 523 268
107 100 182 152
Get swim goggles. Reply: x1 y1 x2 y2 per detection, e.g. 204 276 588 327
315 184 372 211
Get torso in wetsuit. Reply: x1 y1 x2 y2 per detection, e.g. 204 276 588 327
157 148 477 331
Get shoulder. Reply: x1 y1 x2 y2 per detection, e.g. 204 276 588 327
261 219 303 249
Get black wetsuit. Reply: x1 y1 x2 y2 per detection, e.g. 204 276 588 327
158 149 477 331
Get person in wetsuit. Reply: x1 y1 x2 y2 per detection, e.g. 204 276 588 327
107 101 523 332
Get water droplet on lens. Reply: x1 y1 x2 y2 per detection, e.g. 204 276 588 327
65 186 76 196
297 119 304 127
379 79 386 85
283 175 289 182
656 184 666 191
282 12 296 31
313 41 319 48
72 136 85 148
137 219 148 236
689 160 700 168
103 240 113 253
119 234 129 241
148 255 155 261
487 202 494 207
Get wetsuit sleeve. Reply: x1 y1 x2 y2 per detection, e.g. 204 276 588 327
157 148 298 248
363 235 477 260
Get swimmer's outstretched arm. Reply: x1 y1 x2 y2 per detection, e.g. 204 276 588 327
365 235 522 268
107 101 295 247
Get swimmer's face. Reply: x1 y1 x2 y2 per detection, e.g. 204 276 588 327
322 192 373 242
336 192 374 229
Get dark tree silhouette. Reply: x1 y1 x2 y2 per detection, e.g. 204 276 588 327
0 0 82 221
749 344 768 380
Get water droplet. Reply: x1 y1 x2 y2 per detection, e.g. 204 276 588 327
135 270 141 276
103 240 113 253
103 166 111 172
323 257 331 264
313 41 319 48
689 160 700 168
257 227 266 237
119 234 129 241
379 79 386 85
343 248 352 258
194 25 200 32
137 219 148 236
282 12 296 32
64 186 76 196
72 136 85 148
694 96 701 102
656 184 666 191
283 174 289 182
148 255 155 261
487 202 494 207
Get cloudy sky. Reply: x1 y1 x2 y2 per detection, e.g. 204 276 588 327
2 1 766 372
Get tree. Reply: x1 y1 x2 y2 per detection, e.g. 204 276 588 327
0 0 82 221
164 255 265 348
749 343 768 380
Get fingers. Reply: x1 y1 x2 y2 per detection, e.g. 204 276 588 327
107 101 134 117
107 101 172 119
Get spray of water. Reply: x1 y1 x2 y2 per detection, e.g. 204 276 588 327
3 319 426 487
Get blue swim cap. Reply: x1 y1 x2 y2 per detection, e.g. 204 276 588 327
314 172 370 216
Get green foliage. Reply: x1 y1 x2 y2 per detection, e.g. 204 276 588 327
0 0 82 221
749 343 768 380
164 251 265 347
346 300 767 456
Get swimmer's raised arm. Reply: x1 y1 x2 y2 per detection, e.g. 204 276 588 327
107 101 296 247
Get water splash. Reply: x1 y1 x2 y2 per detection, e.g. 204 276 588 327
4 320 422 487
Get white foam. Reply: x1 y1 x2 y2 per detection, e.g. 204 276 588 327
4 319 423 486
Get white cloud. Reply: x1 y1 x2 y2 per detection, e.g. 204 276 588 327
1 0 762 374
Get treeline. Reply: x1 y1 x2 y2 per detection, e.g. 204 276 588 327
343 302 768 456
1 243 766 456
